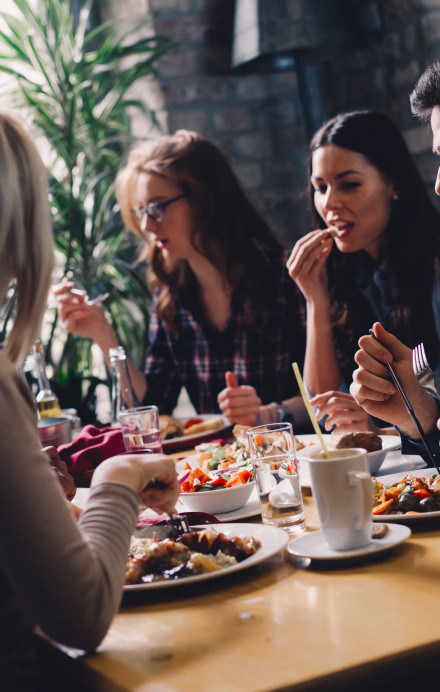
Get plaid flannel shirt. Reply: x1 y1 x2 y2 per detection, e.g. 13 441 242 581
142 250 306 414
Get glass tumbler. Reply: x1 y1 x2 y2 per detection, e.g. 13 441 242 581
248 422 305 533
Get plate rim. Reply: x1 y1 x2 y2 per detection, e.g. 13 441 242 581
123 522 288 591
371 468 440 522
287 522 411 561
295 434 401 458
161 414 230 448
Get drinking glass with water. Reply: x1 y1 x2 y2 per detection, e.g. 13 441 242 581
247 422 305 533
119 405 163 453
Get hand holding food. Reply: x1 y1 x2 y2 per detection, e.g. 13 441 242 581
310 390 381 434
350 322 438 439
217 371 262 426
91 454 180 515
286 228 335 303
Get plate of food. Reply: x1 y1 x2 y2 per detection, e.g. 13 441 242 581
124 522 288 591
371 468 440 522
160 414 230 449
296 433 402 485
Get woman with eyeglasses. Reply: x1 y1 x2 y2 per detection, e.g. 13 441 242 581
0 111 180 690
55 130 307 426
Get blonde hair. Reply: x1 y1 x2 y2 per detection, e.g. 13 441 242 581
0 112 54 365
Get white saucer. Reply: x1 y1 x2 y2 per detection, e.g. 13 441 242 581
287 523 411 561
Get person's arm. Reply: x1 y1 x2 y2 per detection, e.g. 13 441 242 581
350 322 439 439
309 390 398 435
286 229 342 394
0 359 178 652
54 279 147 403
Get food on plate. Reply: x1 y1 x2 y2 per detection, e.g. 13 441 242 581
183 415 224 436
158 414 225 440
125 527 261 584
159 414 184 440
333 431 382 452
372 474 440 515
371 523 389 539
178 440 253 492
231 424 249 448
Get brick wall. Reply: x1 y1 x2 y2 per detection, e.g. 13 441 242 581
99 0 440 247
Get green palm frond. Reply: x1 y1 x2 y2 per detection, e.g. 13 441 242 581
0 0 176 423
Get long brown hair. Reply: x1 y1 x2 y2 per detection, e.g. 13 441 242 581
307 110 440 380
116 130 282 328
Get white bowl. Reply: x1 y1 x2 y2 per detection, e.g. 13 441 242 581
297 435 401 481
179 480 255 515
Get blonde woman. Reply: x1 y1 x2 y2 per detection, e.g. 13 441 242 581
0 112 179 690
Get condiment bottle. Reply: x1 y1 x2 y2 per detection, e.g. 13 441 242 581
32 339 62 419
109 346 139 425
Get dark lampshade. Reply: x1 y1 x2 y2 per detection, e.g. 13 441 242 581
232 0 381 71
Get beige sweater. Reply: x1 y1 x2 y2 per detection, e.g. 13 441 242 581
0 352 139 690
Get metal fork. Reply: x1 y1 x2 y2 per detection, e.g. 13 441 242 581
412 342 437 393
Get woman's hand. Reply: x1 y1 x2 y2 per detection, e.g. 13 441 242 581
286 229 334 304
217 371 262 427
91 454 180 515
53 279 113 344
310 391 380 434
350 322 438 439
43 446 77 501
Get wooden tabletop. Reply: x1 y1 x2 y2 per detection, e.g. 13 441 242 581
41 474 440 692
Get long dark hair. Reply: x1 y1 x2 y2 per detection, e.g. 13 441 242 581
116 130 282 328
308 110 440 378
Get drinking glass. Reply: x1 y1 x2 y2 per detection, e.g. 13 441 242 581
119 405 163 453
247 422 305 533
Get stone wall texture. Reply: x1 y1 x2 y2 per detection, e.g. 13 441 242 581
99 0 440 247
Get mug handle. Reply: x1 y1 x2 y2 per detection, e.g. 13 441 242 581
348 471 372 530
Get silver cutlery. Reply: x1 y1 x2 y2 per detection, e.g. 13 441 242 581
412 342 437 393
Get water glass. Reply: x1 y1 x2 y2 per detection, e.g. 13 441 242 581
247 422 305 533
119 405 163 453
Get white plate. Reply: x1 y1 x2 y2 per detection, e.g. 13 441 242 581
296 435 402 488
177 486 261 522
372 468 440 522
161 414 230 449
287 523 411 561
123 522 288 591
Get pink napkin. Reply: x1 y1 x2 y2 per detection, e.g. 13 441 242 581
58 425 125 480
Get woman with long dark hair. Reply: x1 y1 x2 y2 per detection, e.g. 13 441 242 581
287 110 440 433
56 130 307 426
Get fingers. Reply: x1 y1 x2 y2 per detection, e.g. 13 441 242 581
310 391 373 433
225 370 238 388
286 229 333 280
217 385 261 425
367 322 412 363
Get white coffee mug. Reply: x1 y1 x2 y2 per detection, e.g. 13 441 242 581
308 448 372 551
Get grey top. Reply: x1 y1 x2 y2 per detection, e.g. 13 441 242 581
0 351 139 690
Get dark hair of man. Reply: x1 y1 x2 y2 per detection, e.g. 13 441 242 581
410 61 440 121
307 110 440 378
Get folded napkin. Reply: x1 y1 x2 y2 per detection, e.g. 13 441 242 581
58 425 125 482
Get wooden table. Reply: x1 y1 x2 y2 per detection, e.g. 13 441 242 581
39 470 440 692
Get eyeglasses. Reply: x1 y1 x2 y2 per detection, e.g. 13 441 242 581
131 193 187 230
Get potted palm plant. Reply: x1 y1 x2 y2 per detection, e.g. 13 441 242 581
0 0 175 423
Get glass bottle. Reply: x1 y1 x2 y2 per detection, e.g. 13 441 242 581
32 339 62 419
109 346 139 425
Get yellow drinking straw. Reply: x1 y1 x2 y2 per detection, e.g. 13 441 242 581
292 362 330 459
